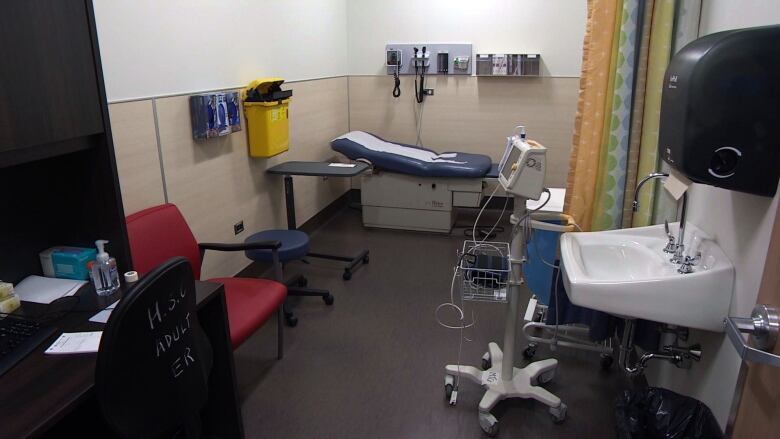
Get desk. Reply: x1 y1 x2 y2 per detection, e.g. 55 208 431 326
267 161 370 280
0 281 243 438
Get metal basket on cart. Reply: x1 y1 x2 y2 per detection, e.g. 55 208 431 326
459 241 511 303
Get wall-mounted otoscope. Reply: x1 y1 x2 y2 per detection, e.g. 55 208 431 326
413 46 429 103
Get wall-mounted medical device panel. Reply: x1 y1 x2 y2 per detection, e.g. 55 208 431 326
475 54 541 76
498 137 547 199
385 43 472 75
658 25 780 197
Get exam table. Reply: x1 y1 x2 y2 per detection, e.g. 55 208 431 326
331 131 496 233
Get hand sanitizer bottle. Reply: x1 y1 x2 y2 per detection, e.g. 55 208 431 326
91 240 120 296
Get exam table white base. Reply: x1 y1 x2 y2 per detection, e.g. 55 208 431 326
444 343 566 436
360 171 484 233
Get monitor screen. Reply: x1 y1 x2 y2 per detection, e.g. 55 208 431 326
501 145 523 181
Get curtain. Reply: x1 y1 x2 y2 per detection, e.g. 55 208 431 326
591 0 641 231
564 0 622 232
620 0 655 228
564 0 679 231
630 0 677 227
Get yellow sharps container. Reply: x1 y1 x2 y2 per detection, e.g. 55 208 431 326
243 78 293 157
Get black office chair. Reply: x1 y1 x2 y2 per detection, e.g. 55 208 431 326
95 257 213 438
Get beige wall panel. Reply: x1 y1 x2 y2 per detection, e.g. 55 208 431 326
155 77 349 279
347 76 578 188
108 100 166 215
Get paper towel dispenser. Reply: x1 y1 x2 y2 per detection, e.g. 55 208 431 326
658 25 780 197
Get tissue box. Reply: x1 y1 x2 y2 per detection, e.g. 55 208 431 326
40 247 97 280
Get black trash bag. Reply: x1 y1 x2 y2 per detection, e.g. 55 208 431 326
615 387 723 439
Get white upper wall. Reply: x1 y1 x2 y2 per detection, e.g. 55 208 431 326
346 0 587 76
93 0 349 102
700 0 780 33
93 0 586 101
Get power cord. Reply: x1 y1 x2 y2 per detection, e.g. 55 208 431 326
436 184 510 399
414 98 425 146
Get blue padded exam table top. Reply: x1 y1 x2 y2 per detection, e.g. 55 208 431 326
331 131 493 178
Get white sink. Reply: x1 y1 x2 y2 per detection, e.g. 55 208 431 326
560 223 734 332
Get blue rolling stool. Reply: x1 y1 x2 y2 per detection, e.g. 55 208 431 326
245 229 334 327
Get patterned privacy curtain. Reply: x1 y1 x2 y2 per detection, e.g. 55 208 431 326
564 0 679 231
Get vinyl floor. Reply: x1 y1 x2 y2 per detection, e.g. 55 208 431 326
233 207 630 439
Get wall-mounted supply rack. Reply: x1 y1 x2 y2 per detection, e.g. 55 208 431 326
475 54 541 77
385 43 473 76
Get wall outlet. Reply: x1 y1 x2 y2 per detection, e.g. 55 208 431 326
233 221 244 235
424 88 434 96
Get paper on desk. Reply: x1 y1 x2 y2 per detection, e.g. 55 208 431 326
45 331 102 355
328 163 356 168
89 300 119 324
14 275 86 304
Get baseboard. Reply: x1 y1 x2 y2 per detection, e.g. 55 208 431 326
297 189 356 234
345 189 511 210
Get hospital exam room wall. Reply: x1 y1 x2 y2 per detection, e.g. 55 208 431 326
345 0 587 188
643 0 780 429
93 0 351 278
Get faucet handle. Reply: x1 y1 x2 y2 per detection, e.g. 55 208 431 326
662 220 676 253
677 252 701 274
663 235 677 254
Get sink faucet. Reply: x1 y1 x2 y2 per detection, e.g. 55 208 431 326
632 172 688 265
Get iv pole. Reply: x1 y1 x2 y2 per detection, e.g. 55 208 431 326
444 198 567 437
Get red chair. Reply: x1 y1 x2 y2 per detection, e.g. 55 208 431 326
125 204 287 358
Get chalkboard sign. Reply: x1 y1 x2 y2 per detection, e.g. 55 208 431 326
95 257 213 437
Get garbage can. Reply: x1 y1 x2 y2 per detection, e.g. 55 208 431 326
243 77 293 157
526 220 562 304
615 387 723 439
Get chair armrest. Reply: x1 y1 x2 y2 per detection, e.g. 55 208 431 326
199 240 284 282
199 240 281 253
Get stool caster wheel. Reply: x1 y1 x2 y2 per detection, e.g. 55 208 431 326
481 352 492 370
523 345 536 359
297 277 308 287
478 412 499 437
323 293 334 305
362 255 370 264
343 270 352 281
600 354 614 370
285 315 298 327
550 403 567 424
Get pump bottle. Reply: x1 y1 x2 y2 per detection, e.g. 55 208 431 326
91 239 120 296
